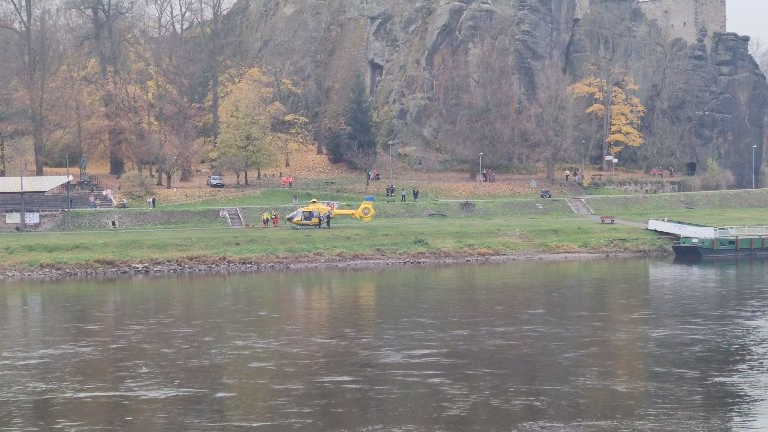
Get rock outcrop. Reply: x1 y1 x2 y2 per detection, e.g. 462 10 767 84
221 0 767 187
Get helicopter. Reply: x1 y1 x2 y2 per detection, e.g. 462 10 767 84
285 196 376 228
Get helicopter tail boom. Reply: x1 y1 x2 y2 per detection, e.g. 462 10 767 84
331 197 375 222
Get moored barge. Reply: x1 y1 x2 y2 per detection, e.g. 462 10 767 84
672 226 768 258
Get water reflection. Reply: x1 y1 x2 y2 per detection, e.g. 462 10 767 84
1 258 768 430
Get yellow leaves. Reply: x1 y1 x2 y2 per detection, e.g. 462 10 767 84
567 78 605 100
585 103 605 116
279 79 302 94
217 66 309 172
569 65 646 154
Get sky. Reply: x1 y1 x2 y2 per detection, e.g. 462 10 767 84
727 0 768 44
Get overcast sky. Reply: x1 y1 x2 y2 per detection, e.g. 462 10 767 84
727 0 768 45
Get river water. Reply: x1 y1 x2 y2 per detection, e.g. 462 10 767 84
1 258 768 431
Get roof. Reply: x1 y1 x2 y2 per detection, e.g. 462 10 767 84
0 175 73 193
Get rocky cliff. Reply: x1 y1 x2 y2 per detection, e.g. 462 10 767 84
222 0 768 187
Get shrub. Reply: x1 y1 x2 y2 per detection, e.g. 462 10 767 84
118 172 152 196
717 169 735 190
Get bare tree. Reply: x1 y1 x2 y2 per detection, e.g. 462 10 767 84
193 0 228 148
72 0 135 175
1 0 61 175
521 57 576 180
749 38 768 75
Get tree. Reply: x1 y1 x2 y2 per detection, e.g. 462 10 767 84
750 38 768 75
193 0 229 149
520 58 577 180
270 76 310 168
327 74 377 170
568 67 645 160
1 0 61 175
216 67 281 184
73 0 134 176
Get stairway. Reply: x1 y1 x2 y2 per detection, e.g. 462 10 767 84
562 180 587 196
565 198 594 216
221 208 244 227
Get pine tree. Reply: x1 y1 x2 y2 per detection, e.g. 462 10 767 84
327 74 377 169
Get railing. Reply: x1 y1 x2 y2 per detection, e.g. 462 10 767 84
715 226 768 237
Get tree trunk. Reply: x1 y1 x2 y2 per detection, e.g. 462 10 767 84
165 171 172 189
0 133 6 177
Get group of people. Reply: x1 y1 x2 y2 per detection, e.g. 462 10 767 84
480 168 495 182
367 170 381 181
280 175 294 188
563 168 584 183
310 211 332 228
85 185 131 209
385 185 420 202
261 210 279 227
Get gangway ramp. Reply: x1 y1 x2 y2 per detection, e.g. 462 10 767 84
647 219 717 239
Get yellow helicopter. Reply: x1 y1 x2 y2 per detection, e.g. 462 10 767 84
285 197 376 228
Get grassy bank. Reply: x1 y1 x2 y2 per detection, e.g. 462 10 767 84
0 215 664 269
4 188 768 270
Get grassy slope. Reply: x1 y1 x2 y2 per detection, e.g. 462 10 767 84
7 161 768 270
9 189 768 268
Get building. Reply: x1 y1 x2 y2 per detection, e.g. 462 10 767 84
576 0 727 45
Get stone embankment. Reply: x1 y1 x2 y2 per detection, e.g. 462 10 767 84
1 252 650 281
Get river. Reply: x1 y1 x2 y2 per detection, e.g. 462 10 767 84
1 257 768 431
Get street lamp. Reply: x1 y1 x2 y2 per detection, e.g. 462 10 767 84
479 152 484 197
388 141 393 185
20 159 25 232
753 144 758 189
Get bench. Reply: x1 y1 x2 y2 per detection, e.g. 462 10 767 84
591 174 603 181
600 215 615 224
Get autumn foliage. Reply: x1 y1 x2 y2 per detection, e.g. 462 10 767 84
568 67 646 156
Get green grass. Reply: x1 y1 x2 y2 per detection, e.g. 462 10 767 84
5 187 768 269
0 214 662 268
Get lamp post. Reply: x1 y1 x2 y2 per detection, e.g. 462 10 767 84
388 141 393 185
479 152 484 197
20 159 25 232
581 140 586 172
753 144 758 189
66 149 71 211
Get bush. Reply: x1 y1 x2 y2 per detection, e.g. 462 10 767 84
717 169 735 190
118 172 152 196
679 176 702 192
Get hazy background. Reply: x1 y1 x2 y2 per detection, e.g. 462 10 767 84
728 0 768 45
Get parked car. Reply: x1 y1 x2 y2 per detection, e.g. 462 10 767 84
207 175 225 188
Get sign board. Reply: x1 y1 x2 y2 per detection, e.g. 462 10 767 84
5 212 40 224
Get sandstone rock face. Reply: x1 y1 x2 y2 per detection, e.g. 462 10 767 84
223 0 767 187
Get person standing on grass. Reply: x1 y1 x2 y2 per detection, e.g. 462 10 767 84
262 211 271 228
271 210 279 227
401 188 406 202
